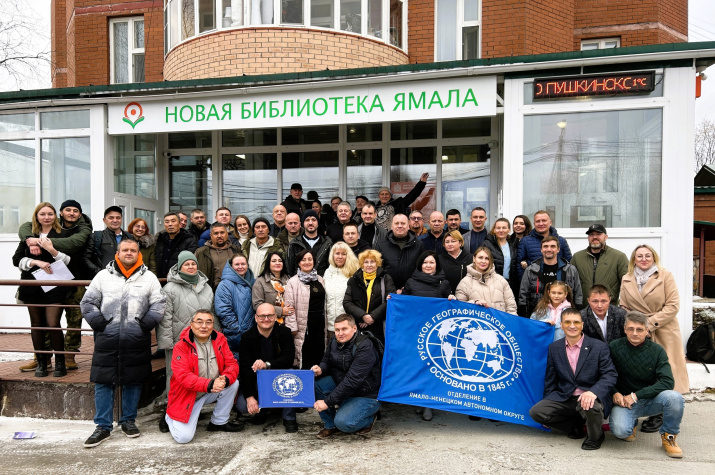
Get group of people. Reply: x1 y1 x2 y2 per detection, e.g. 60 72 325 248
11 177 689 456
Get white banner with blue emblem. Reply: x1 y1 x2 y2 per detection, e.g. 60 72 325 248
257 369 315 408
378 295 553 429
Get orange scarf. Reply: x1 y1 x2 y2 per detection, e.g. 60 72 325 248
115 253 144 279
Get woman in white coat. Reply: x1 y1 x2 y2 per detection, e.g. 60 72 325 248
323 242 359 340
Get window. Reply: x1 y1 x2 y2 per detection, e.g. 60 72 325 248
165 0 407 53
581 38 620 51
110 17 145 84
41 138 92 215
115 135 157 199
0 141 34 234
436 0 480 61
523 109 662 228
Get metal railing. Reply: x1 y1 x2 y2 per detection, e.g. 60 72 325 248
0 279 161 356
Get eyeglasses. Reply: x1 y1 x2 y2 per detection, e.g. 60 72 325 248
257 314 276 320
625 327 647 334
410 217 423 221
192 320 214 327
562 320 583 326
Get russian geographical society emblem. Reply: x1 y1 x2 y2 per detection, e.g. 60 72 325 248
418 313 523 390
272 373 303 398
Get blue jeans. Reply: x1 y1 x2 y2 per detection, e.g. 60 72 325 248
314 376 381 433
611 390 684 438
235 391 297 421
94 383 143 431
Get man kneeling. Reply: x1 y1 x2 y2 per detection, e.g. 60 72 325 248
609 311 685 458
166 310 243 443
311 314 381 438
529 308 618 450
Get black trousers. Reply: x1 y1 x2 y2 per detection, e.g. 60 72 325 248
530 396 604 441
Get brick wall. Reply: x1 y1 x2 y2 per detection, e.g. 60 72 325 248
482 0 574 58
408 0 434 64
164 28 409 81
574 0 687 50
694 194 715 275
54 0 164 87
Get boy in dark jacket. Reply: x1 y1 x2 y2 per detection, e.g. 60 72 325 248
312 314 382 438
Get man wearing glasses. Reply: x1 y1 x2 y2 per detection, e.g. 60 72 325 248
609 311 685 458
237 303 297 432
164 310 242 444
408 210 428 237
529 308 617 450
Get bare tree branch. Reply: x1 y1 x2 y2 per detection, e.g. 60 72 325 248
695 118 715 174
0 0 51 91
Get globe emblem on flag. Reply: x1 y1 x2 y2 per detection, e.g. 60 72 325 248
272 373 303 398
426 317 516 383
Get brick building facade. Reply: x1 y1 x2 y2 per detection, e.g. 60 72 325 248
52 0 688 88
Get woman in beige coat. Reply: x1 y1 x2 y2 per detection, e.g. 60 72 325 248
620 244 688 434
456 247 517 315
284 249 327 369
620 244 688 394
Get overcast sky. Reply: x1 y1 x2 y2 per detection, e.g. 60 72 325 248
3 0 715 122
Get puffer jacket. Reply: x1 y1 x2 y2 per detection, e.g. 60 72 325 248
284 274 327 368
403 270 452 298
214 261 256 360
374 230 424 289
438 250 473 294
323 265 351 331
343 268 396 341
80 261 165 385
252 273 290 321
483 233 517 279
318 332 381 405
157 264 215 350
455 265 517 315
518 258 583 318
516 227 573 283
166 326 238 423
136 234 157 274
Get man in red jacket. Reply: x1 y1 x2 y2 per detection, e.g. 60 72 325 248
165 310 242 443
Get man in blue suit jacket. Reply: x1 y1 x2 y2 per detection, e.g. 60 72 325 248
529 308 618 450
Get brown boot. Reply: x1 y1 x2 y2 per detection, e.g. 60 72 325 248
661 433 683 458
19 356 52 372
66 353 78 371
19 356 38 372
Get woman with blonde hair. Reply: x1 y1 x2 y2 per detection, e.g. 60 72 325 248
455 246 516 314
12 202 72 377
343 249 396 341
323 242 359 339
620 244 688 432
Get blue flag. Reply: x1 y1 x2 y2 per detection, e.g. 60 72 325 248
257 369 315 408
378 294 554 429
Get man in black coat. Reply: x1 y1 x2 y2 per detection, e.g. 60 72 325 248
237 303 297 432
281 183 310 217
286 210 332 276
529 309 618 450
580 284 626 343
155 212 198 279
312 314 382 438
374 214 424 290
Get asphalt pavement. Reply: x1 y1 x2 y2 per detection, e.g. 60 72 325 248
1 394 714 474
